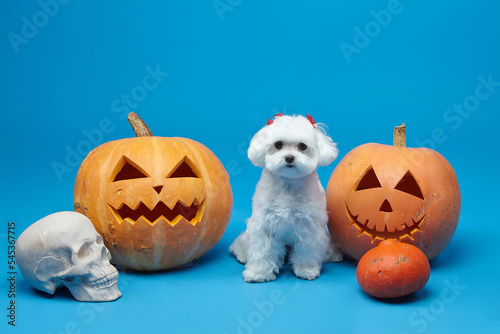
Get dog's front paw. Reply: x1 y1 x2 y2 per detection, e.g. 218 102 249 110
243 269 276 283
293 266 321 281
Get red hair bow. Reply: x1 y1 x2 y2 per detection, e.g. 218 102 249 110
306 114 316 127
266 113 284 125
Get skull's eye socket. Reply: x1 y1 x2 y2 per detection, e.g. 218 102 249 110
112 157 149 182
355 166 382 191
77 243 92 259
101 247 111 262
275 141 283 150
394 171 424 200
96 235 103 245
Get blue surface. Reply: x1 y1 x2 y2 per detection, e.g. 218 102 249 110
1 1 500 333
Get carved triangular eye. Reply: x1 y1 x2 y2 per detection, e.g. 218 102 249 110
355 166 382 191
113 157 149 182
168 157 199 178
394 171 424 200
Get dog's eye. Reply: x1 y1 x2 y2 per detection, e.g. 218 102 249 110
298 143 307 151
274 141 283 150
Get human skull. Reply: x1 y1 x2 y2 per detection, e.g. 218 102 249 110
16 211 122 302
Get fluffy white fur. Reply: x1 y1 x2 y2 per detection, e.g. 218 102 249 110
230 114 343 283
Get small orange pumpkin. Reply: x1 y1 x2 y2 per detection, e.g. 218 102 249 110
356 239 430 298
327 124 460 260
74 112 233 271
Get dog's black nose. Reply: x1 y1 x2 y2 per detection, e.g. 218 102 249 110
285 155 295 164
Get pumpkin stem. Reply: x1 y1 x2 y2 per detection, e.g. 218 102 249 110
393 123 406 147
127 112 153 137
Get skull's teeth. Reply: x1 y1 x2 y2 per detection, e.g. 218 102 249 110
87 271 119 288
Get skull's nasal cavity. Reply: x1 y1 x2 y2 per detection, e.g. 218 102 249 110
379 199 393 213
153 186 163 194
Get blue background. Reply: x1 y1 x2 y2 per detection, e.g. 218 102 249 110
1 1 499 333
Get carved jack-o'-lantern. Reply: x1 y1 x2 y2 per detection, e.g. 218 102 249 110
74 113 233 271
327 124 460 260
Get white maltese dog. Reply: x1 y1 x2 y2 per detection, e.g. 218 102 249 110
230 113 343 283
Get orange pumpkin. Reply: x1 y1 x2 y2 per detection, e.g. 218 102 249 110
327 124 460 260
74 112 233 271
356 239 430 298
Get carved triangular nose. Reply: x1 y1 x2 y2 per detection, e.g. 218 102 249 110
379 199 393 213
153 186 163 194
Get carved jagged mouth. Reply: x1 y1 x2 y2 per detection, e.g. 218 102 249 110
109 200 205 227
345 204 424 243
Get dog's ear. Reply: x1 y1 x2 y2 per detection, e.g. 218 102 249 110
315 127 338 166
247 127 268 167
